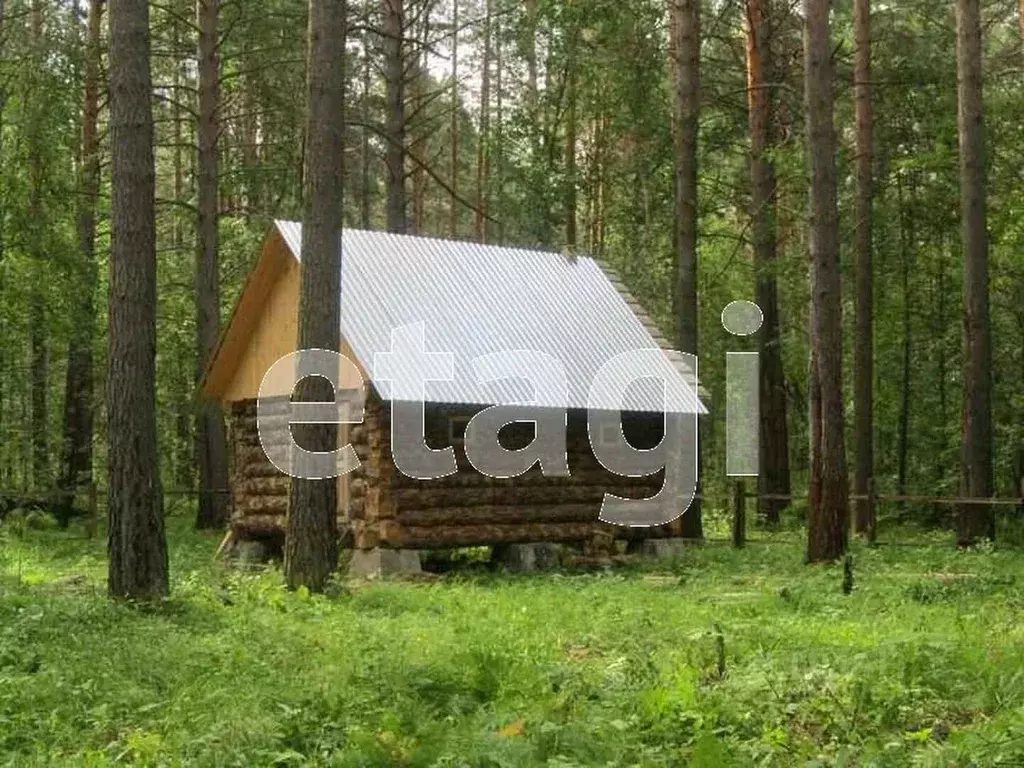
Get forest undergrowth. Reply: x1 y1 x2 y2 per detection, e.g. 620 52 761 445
1 512 1023 767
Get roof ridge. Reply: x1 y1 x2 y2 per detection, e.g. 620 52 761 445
277 219 578 260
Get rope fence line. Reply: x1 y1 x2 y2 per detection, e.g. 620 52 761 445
2 486 1021 507
729 478 1024 548
750 491 1024 508
3 481 1022 551
0 487 232 500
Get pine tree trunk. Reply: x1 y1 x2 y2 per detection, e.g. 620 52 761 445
1017 313 1024 511
195 0 230 530
107 0 169 599
803 0 848 563
172 34 194 492
361 4 372 229
285 0 347 592
525 0 538 111
0 0 6 485
29 0 48 491
59 0 103 514
382 0 406 233
745 0 789 526
589 114 607 255
955 0 994 545
670 0 702 539
936 241 948 441
896 174 913 508
494 14 504 244
448 0 459 236
475 0 492 243
411 13 429 234
242 75 262 213
524 0 548 245
933 238 949 505
808 341 822 519
852 0 875 536
564 62 577 249
1019 0 1024 514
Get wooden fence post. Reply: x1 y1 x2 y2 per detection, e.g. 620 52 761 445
732 480 746 548
867 477 877 545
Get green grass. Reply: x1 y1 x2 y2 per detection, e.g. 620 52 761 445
2 515 1024 766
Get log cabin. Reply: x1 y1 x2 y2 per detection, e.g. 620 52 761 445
201 221 707 564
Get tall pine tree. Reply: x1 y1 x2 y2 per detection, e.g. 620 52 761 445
285 0 348 592
107 0 169 599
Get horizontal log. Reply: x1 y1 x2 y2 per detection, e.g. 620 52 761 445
388 522 622 549
232 513 285 539
237 495 288 516
234 476 368 499
393 469 662 490
230 416 368 442
348 518 684 550
374 444 617 469
237 476 290 497
235 445 282 468
240 462 288 479
390 483 660 510
234 496 362 519
233 452 373 478
398 503 602 527
232 514 353 544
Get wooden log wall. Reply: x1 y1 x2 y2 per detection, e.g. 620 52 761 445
228 396 368 545
229 395 686 551
351 401 682 550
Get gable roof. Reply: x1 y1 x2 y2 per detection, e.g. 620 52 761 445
206 221 706 415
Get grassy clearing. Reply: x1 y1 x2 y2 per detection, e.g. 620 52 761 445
2 516 1024 767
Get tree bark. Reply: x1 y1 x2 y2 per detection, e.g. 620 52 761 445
382 0 406 233
361 2 372 229
803 0 848 563
494 11 504 244
1019 0 1024 514
745 0 789 526
525 0 538 112
955 0 994 545
936 239 949 461
242 75 262 213
59 0 103 514
194 0 230 530
474 0 492 243
411 11 429 234
172 31 194 492
669 0 702 539
852 0 874 536
524 0 552 246
285 0 347 592
107 0 169 599
564 59 577 248
0 0 6 485
896 173 913 508
28 0 48 490
590 114 607 255
448 0 459 236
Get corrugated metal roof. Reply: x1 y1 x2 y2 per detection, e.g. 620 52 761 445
275 220 706 415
